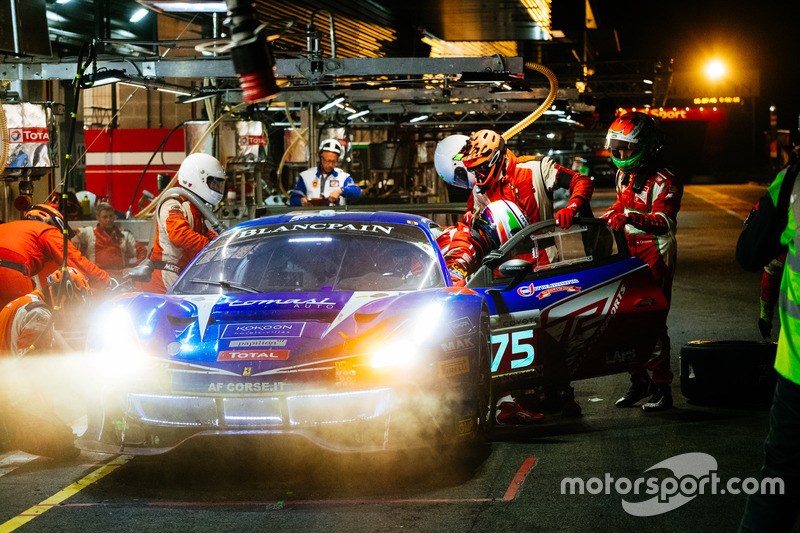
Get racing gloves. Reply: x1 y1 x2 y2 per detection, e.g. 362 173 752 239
555 201 581 228
602 210 671 235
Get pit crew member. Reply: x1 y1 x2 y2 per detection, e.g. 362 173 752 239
289 138 362 207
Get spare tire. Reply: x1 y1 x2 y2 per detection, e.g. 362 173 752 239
680 340 777 408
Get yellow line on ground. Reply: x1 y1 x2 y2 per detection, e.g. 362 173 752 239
0 455 132 533
685 185 757 221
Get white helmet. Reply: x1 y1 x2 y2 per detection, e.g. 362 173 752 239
434 134 476 189
319 138 344 156
177 153 227 205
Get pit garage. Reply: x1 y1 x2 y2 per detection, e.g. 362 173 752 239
0 1 784 531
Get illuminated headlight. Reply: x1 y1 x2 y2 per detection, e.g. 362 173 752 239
89 306 150 379
371 301 443 369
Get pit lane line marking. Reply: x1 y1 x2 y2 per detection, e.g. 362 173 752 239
53 456 538 508
685 185 756 221
0 454 132 533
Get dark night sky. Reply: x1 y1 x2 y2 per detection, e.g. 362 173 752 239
593 0 800 136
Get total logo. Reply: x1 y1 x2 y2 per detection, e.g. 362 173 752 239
218 350 290 361
8 127 49 143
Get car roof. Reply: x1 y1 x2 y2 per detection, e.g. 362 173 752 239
230 210 435 231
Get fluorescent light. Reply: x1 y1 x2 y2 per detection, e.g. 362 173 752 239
151 2 228 12
347 109 370 120
119 81 147 89
642 79 654 85
130 8 148 22
55 0 71 4
409 115 429 123
179 92 218 104
92 76 124 87
320 96 345 112
157 87 192 96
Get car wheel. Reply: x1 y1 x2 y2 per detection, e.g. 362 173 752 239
680 340 777 408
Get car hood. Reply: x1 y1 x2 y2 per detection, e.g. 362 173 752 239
98 288 481 373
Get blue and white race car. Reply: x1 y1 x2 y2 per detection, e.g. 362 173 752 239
78 210 667 454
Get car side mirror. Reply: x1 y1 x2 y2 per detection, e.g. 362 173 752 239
497 259 533 293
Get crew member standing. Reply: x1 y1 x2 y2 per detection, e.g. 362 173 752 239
137 153 226 294
72 202 146 278
0 204 109 308
601 111 683 412
289 138 361 207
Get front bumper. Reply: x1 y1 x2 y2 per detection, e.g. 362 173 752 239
77 385 472 455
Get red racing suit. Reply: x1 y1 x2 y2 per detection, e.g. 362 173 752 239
464 152 594 266
601 161 683 383
0 220 109 308
0 289 52 356
137 193 218 294
465 152 593 225
433 222 478 284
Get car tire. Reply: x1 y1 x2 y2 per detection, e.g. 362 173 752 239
680 340 777 408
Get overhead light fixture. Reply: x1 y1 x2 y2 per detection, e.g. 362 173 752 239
55 0 71 4
179 91 220 104
130 8 148 22
320 96 345 112
141 1 228 12
88 69 128 87
157 86 193 96
643 79 654 85
347 109 370 120
409 115 429 123
343 106 356 113
119 81 147 89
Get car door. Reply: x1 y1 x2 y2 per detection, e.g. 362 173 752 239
466 218 669 389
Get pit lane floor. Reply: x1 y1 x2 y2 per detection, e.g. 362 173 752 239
0 183 791 533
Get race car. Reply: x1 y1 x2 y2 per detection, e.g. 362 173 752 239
77 210 667 455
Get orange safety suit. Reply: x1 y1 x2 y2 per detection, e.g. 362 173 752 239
0 289 52 356
0 220 109 308
137 193 217 294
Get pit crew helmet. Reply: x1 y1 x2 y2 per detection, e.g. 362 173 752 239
459 129 507 191
434 134 478 189
24 203 76 238
177 153 227 206
46 267 91 309
319 138 344 157
605 112 662 172
472 200 529 254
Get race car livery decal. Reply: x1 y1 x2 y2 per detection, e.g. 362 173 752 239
236 223 394 239
322 291 402 336
491 330 535 372
536 285 580 300
516 278 580 298
438 356 470 378
448 316 473 337
227 297 337 309
217 350 290 361
182 294 225 338
222 322 305 338
441 337 475 353
229 339 288 347
206 381 287 393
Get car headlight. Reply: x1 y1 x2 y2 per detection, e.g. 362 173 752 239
89 305 150 380
371 301 442 369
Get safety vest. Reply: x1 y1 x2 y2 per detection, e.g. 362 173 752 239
776 168 800 384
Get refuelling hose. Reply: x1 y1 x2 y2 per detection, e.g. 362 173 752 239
502 62 559 141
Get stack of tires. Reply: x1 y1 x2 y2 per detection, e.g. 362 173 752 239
680 341 778 408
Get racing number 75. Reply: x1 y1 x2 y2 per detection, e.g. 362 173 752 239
491 330 534 372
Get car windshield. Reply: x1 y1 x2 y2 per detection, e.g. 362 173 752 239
171 224 445 295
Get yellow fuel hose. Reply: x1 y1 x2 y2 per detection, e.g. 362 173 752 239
502 62 558 141
0 102 8 173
